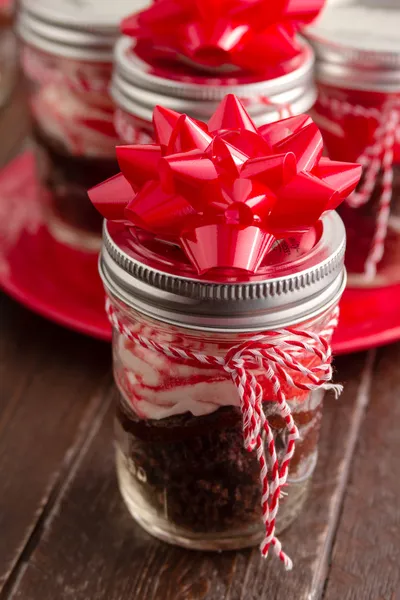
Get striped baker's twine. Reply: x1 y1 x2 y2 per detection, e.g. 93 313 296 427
106 298 341 570
318 93 400 279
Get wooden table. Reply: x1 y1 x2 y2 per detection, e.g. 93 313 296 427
1 83 399 600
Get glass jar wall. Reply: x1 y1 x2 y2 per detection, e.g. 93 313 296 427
313 85 400 286
20 45 119 250
17 0 146 250
306 1 400 286
111 300 334 550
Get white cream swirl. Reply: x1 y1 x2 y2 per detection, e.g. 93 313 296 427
115 335 323 421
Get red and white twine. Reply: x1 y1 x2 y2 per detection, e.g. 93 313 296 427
106 299 341 569
318 93 400 279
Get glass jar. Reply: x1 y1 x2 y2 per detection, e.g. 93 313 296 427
112 36 317 145
306 1 400 287
114 308 329 548
100 211 346 554
17 0 148 250
0 0 16 108
20 46 118 249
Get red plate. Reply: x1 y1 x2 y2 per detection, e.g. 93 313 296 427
1 152 399 352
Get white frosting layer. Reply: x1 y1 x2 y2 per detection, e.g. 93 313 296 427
115 336 323 420
116 336 235 419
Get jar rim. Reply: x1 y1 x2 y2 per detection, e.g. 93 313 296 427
100 212 346 332
111 36 316 124
304 3 400 93
17 0 147 62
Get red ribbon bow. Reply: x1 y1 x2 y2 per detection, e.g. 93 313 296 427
122 0 326 74
89 94 361 274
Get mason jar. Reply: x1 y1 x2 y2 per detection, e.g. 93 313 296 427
306 1 400 287
99 211 346 555
112 35 317 145
17 0 148 250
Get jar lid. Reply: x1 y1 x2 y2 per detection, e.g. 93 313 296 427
111 37 316 124
305 1 400 92
99 212 346 332
17 0 150 61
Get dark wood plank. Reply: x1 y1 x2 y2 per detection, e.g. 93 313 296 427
324 343 400 600
0 295 112 594
0 77 115 593
8 352 376 600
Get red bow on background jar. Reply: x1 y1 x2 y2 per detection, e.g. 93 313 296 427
88 95 361 569
305 1 400 287
112 0 326 150
122 0 324 75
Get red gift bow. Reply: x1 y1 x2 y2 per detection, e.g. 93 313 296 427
122 0 325 74
89 94 361 274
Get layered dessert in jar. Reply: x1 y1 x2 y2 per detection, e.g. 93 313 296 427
114 310 327 545
306 1 400 286
88 95 361 567
17 0 150 250
26 51 118 242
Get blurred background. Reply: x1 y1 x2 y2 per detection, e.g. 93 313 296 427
0 1 399 599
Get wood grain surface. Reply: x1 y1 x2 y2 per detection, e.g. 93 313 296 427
3 343 389 600
0 297 112 595
324 344 400 600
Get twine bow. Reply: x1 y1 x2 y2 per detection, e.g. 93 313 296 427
106 298 341 569
319 94 400 279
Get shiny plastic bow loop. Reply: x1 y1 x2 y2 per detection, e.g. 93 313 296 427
89 95 361 274
122 0 326 73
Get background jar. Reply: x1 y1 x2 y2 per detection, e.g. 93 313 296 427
305 1 400 287
112 36 317 145
100 212 346 551
17 0 149 250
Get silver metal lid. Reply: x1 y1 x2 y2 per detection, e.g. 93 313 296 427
111 37 316 124
17 0 150 61
305 1 400 92
99 212 346 332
